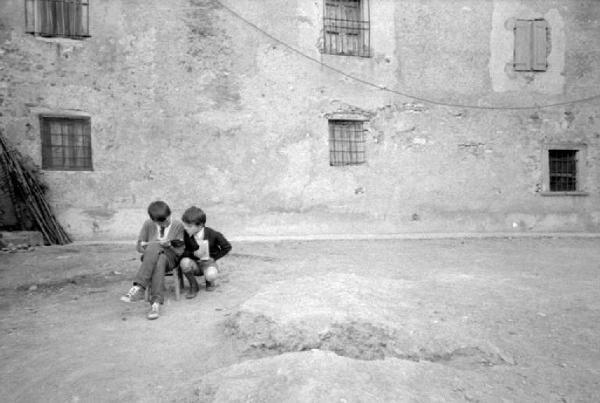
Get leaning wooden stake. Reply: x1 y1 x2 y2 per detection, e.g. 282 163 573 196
0 131 72 245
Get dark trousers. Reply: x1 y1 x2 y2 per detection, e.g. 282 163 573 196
133 243 178 304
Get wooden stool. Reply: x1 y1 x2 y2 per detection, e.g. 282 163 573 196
145 266 184 301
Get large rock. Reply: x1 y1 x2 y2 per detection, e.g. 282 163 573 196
226 273 514 367
196 350 523 402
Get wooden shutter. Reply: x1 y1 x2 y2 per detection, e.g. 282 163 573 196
325 1 340 26
329 121 365 166
39 0 54 36
325 1 340 54
341 0 360 21
40 118 53 169
41 117 92 170
532 20 548 71
27 0 87 38
341 1 360 55
514 20 532 71
25 0 36 33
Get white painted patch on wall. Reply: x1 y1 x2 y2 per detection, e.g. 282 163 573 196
490 1 565 94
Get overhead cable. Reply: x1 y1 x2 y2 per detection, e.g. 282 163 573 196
215 0 600 111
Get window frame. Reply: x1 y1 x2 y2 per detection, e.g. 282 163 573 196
25 0 90 40
39 115 93 171
322 0 371 58
328 119 367 167
513 18 549 72
540 143 588 196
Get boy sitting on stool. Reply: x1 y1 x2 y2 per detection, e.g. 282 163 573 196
180 206 232 298
120 200 184 320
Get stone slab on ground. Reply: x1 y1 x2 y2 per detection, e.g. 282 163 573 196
0 231 44 246
195 350 526 402
1 238 599 402
226 273 514 367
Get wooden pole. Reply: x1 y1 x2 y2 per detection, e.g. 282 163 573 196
0 131 72 245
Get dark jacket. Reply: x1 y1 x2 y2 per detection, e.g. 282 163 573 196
182 227 232 261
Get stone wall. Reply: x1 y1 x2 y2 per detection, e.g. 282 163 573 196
1 0 599 239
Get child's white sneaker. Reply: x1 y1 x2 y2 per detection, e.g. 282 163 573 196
147 302 160 320
120 285 143 303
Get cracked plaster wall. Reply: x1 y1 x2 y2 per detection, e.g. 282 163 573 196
0 0 599 239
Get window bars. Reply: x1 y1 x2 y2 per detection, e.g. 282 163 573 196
323 0 370 57
329 120 366 166
548 150 577 191
25 0 90 39
40 116 93 171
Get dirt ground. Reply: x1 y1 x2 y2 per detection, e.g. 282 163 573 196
0 237 599 402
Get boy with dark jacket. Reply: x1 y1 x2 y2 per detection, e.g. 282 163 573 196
180 206 232 298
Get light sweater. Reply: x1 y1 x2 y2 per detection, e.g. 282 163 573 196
136 218 185 255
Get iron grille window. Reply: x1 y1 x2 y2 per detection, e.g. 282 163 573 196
329 120 365 166
548 150 577 191
323 0 370 57
41 116 92 171
25 0 90 39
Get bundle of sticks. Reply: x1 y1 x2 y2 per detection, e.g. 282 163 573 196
0 131 71 245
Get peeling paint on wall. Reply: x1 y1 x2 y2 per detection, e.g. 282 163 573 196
0 0 599 239
490 1 566 93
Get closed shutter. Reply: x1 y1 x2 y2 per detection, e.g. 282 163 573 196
26 0 88 38
532 19 548 71
341 1 360 55
514 20 532 71
324 1 341 54
329 121 365 166
25 0 36 33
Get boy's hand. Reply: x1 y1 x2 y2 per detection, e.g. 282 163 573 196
193 249 204 258
159 240 171 248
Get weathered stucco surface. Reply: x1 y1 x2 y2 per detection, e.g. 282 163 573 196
1 0 599 239
490 1 566 93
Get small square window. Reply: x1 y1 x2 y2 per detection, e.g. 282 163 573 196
548 150 577 192
323 0 370 57
329 120 366 166
540 144 588 196
40 116 93 171
25 0 90 39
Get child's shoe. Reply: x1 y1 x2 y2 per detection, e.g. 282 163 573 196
147 302 160 320
184 272 199 299
120 285 143 303
205 281 216 292
185 286 198 299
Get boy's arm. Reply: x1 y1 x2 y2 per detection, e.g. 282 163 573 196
213 231 232 261
136 221 150 254
180 229 196 259
167 222 185 256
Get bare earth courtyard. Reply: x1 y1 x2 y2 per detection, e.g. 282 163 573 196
0 237 599 402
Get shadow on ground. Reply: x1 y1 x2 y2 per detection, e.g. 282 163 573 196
1 238 599 402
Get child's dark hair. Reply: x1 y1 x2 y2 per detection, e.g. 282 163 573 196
147 201 171 222
182 206 206 226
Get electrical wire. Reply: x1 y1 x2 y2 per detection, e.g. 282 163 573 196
214 0 600 111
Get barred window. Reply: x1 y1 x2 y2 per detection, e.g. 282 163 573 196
323 0 370 57
40 116 93 171
548 150 577 192
25 0 90 39
329 120 366 166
